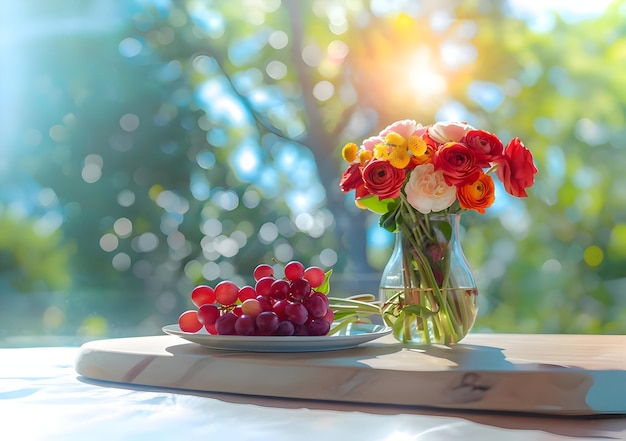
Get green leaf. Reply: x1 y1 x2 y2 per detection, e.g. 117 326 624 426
317 269 333 294
328 316 358 335
357 195 396 214
437 221 452 243
391 310 406 339
380 200 401 232
380 211 398 232
402 304 435 317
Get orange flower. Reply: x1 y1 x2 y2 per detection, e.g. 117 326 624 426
409 144 435 168
458 172 495 213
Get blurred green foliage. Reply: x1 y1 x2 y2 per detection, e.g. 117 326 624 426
1 0 625 343
0 214 72 292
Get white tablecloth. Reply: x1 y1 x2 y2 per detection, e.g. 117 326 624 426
1 347 624 441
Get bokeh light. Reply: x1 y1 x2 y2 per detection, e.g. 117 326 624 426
1 0 624 342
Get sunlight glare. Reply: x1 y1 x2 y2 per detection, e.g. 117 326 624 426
405 47 446 101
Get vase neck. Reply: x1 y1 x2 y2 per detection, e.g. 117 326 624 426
397 213 461 249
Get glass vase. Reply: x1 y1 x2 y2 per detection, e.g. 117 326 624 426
379 213 478 345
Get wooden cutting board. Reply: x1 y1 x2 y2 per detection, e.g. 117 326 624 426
74 333 626 415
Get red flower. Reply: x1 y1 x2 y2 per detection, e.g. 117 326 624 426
361 159 405 200
432 142 482 187
496 138 537 197
339 163 363 193
463 130 503 164
421 130 440 150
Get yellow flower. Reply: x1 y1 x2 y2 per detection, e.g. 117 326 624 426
385 132 406 147
359 150 373 166
408 135 427 156
374 143 389 160
389 147 410 169
342 143 358 162
410 144 434 166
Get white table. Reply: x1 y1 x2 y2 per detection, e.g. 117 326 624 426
1 338 625 440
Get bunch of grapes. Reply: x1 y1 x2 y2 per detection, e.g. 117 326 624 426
178 261 334 337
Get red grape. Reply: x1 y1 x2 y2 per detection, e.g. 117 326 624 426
197 304 220 326
234 314 256 336
307 318 331 336
269 279 290 300
303 266 325 288
253 264 274 281
310 291 329 308
255 276 275 297
272 299 289 319
256 294 273 312
284 260 305 281
178 310 203 333
191 285 216 307
255 311 279 334
304 294 327 318
241 298 263 317
215 281 239 306
182 259 334 338
293 324 308 336
290 278 311 301
285 302 308 325
215 312 238 335
323 308 334 323
275 320 295 336
238 285 257 302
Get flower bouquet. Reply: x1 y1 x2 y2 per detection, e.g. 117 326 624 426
338 120 537 344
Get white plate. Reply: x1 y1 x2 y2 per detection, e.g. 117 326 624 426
162 323 392 352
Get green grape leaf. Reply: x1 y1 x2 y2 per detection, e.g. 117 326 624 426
317 269 333 295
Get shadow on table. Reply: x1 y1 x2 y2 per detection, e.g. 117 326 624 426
78 374 625 440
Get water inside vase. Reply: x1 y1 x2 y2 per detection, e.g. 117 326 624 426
379 286 478 344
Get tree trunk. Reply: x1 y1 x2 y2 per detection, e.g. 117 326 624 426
284 0 379 294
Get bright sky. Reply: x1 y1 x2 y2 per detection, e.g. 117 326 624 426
506 0 616 32
508 0 615 21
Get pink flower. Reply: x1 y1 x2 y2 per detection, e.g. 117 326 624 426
432 142 482 187
496 138 537 197
379 119 422 139
361 135 384 152
404 164 457 214
361 159 405 200
428 121 475 144
463 129 503 164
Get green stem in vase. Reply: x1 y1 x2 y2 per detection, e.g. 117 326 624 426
420 290 432 344
395 197 465 343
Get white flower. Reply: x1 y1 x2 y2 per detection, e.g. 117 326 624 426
404 164 457 214
428 121 475 143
